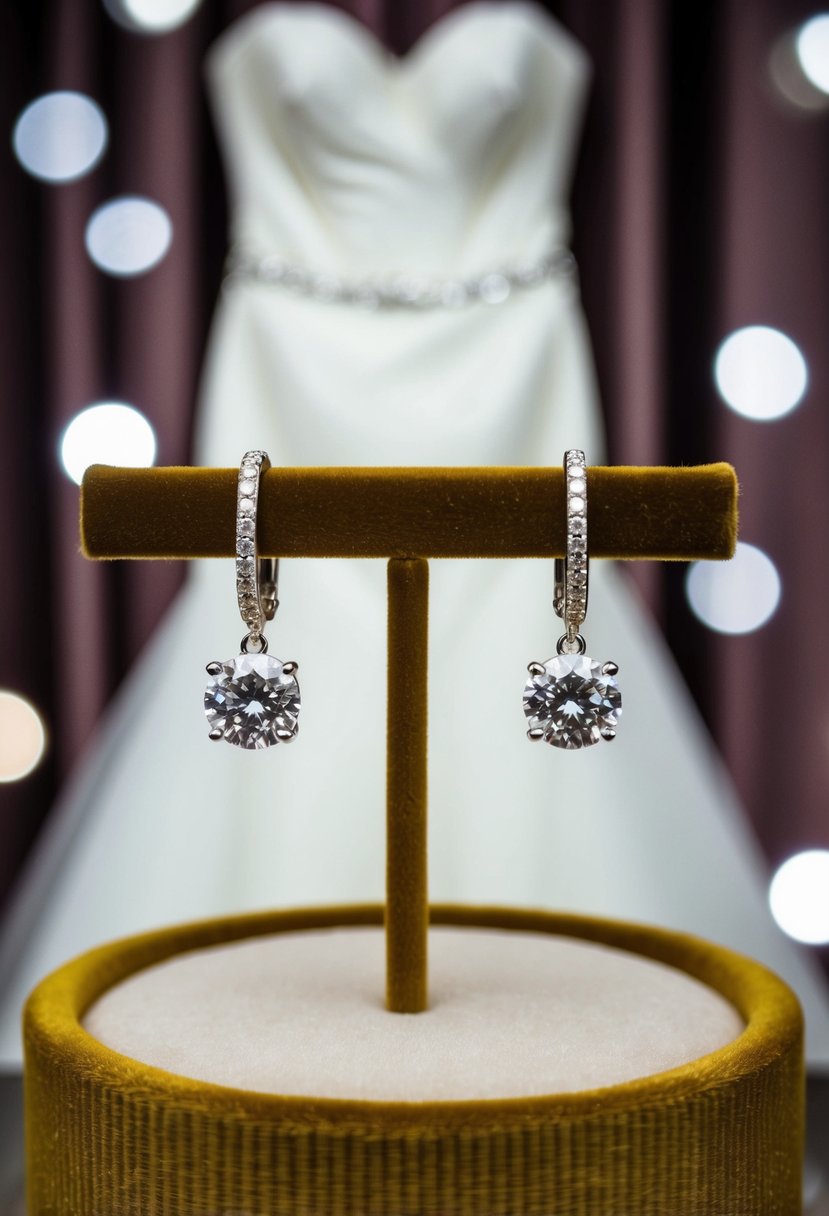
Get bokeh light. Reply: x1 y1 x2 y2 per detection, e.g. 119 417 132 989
769 29 829 112
60 403 157 486
686 542 781 635
770 850 829 944
12 92 107 183
797 13 829 94
85 196 172 277
714 326 808 421
102 0 203 33
0 692 47 783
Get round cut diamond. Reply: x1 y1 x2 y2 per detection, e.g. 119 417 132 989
523 654 621 749
205 654 300 749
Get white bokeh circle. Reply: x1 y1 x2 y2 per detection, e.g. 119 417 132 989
686 542 781 635
714 326 808 421
0 691 47 783
12 91 108 183
770 850 829 945
85 196 172 277
60 402 157 486
102 0 203 33
797 14 829 94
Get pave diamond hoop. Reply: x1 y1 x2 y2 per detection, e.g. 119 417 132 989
203 451 300 749
553 449 589 653
236 450 278 653
522 451 622 750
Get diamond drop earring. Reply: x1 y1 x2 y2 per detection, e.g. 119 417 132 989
523 450 621 750
203 450 300 748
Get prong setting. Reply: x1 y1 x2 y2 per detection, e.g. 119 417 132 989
204 650 301 749
523 651 622 749
206 661 223 677
601 661 619 677
282 661 298 675
208 728 224 741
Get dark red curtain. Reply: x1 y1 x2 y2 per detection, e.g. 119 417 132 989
1 0 827 970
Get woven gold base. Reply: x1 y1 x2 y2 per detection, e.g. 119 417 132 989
24 904 803 1215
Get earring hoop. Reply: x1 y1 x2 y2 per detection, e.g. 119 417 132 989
553 449 589 655
523 451 622 749
235 450 278 653
203 451 300 749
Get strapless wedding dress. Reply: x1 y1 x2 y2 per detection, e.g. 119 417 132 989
2 1 828 1066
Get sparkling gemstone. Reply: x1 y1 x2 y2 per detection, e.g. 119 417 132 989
239 479 256 496
238 518 255 538
309 273 341 302
479 272 510 304
237 557 255 576
392 274 427 304
205 654 300 749
354 285 380 309
237 538 254 557
441 280 468 308
260 257 286 283
239 497 255 513
523 654 621 749
569 495 585 513
514 262 544 286
568 478 586 495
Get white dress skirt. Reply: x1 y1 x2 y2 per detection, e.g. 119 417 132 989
2 1 828 1066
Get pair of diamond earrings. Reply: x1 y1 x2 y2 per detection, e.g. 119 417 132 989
203 450 621 751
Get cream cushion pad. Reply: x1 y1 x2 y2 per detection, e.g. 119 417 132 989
84 926 744 1101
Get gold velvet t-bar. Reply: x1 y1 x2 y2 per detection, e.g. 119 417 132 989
81 463 737 560
80 462 738 1014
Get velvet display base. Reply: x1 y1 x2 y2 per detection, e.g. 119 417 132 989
24 904 803 1216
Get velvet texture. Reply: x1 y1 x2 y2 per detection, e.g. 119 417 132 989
24 905 803 1215
386 559 429 1013
80 464 738 560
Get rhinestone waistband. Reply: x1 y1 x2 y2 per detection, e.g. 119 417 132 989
224 245 578 310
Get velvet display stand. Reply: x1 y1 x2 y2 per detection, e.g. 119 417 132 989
22 464 805 1214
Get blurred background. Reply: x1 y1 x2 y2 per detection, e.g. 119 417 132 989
1 0 829 1207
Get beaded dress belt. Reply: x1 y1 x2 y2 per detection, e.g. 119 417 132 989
225 245 578 310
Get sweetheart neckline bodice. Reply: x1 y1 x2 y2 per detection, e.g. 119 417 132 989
205 2 591 273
